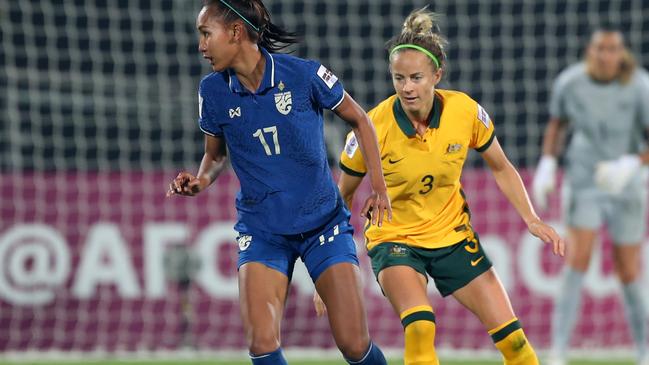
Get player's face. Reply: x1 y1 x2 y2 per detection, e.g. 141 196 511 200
587 31 625 81
390 50 442 115
196 6 237 72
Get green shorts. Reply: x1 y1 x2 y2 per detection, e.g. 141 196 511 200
367 237 493 297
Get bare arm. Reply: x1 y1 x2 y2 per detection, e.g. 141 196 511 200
482 137 564 256
541 117 568 157
338 171 364 210
167 134 228 196
334 92 392 224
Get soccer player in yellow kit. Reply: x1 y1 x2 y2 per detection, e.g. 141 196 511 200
314 8 564 365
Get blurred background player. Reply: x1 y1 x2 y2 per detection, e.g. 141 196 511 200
533 25 649 365
315 8 564 365
167 1 392 364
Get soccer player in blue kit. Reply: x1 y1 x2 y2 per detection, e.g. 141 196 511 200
167 1 392 364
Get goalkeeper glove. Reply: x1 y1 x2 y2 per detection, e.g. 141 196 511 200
532 155 557 211
595 154 642 195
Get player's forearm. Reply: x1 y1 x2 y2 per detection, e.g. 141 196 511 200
492 163 540 225
196 153 227 186
352 121 386 192
541 118 565 157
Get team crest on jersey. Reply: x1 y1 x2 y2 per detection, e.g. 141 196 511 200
237 235 252 251
389 245 407 257
446 143 462 154
274 82 292 115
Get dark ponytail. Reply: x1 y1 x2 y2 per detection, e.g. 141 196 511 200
203 0 300 52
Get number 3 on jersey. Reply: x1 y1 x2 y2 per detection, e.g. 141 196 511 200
253 126 281 156
419 174 434 194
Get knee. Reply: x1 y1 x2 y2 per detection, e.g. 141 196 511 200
616 266 640 284
614 257 641 284
247 329 280 356
337 336 370 361
405 319 436 335
567 253 590 272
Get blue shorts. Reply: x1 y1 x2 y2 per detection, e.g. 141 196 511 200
236 218 358 282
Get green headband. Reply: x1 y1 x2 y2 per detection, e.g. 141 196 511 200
219 0 260 33
390 44 440 69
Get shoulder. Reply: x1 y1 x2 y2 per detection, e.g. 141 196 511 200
271 53 335 86
272 53 320 74
554 63 587 90
199 71 231 95
437 89 480 115
367 95 398 127
631 67 649 89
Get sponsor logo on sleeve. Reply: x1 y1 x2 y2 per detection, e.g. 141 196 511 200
344 133 359 158
477 104 491 129
317 65 339 89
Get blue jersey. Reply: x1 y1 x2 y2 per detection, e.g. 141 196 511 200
198 48 348 235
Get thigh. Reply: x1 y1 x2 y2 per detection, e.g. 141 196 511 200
451 268 515 330
315 262 369 346
607 191 647 245
237 230 299 280
562 185 603 231
238 262 290 352
300 219 358 282
566 227 598 271
378 265 430 315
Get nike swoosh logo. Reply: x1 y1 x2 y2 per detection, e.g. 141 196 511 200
471 256 484 267
388 157 404 164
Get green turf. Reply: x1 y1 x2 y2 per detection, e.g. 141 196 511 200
0 360 636 365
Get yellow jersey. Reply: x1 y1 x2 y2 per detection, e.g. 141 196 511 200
340 90 495 250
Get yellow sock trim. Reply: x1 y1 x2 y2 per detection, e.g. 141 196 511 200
400 305 433 320
490 319 539 365
488 317 519 335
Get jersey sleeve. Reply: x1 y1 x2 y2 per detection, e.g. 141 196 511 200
197 80 224 137
636 69 649 128
549 71 570 120
470 103 496 152
310 62 345 110
339 131 367 177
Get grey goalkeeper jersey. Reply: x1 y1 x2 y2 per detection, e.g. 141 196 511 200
550 63 649 189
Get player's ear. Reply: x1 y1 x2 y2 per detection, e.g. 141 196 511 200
230 22 242 41
432 67 443 85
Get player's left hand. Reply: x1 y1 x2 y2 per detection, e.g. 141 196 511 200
527 218 565 256
313 291 327 317
595 154 642 195
360 190 392 226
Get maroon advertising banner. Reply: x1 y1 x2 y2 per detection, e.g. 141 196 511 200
1 169 645 352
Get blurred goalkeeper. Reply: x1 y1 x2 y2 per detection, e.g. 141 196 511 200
167 1 392 364
315 7 563 365
533 25 649 365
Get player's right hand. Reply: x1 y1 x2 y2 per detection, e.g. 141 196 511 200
360 190 392 227
166 172 207 197
532 155 557 211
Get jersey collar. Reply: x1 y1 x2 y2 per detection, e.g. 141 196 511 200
393 93 443 137
227 47 276 94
